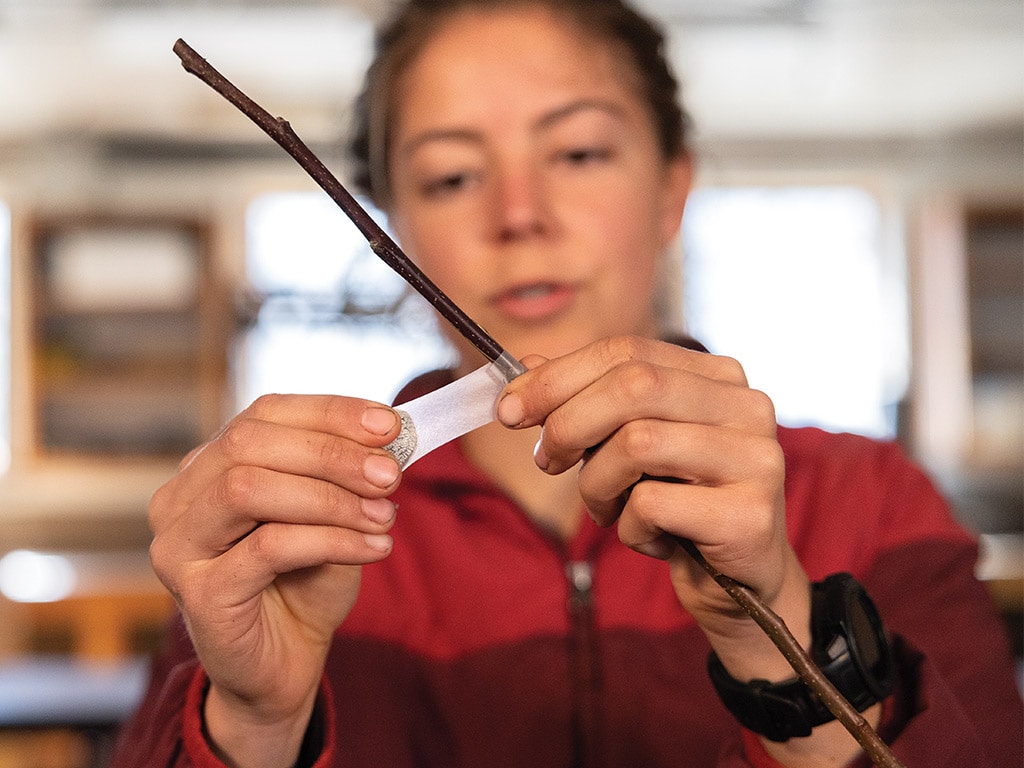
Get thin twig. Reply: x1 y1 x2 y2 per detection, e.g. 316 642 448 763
172 38 905 768
675 539 904 768
172 38 507 368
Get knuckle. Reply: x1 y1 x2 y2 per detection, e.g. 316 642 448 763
618 419 660 457
713 355 748 386
600 335 648 367
244 524 278 566
616 360 664 403
246 393 286 420
216 465 262 511
148 537 181 596
148 536 168 575
753 437 786 482
745 389 779 431
315 479 346 514
626 480 663 524
538 415 571 453
317 434 352 475
147 484 172 531
218 417 262 461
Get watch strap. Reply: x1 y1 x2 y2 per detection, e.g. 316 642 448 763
707 652 822 741
707 573 893 742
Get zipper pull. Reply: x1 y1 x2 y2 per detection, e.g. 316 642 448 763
566 560 593 606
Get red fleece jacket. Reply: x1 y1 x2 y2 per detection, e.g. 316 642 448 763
111 375 1023 768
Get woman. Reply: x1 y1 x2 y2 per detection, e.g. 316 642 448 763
113 1 1022 766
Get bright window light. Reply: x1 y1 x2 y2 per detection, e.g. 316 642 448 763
0 550 77 603
683 186 907 438
0 202 9 474
242 192 454 407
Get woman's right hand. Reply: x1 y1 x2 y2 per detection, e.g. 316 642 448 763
148 394 403 768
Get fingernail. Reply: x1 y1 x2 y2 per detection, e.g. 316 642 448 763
497 392 525 427
363 533 393 553
533 436 550 471
361 497 396 524
362 406 398 436
363 454 399 488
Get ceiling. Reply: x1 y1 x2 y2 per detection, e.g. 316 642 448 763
0 0 1020 147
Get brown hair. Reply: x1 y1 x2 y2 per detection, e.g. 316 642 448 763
348 0 691 209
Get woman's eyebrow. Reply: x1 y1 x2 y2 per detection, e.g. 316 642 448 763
400 128 482 159
401 99 628 158
535 98 628 131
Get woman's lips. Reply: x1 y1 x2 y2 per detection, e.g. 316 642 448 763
491 281 577 321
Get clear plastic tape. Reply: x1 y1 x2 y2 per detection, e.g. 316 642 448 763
384 361 512 468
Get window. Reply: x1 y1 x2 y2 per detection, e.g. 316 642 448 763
241 192 455 408
243 187 907 440
682 186 907 438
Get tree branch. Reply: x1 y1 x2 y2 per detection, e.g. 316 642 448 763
173 38 508 368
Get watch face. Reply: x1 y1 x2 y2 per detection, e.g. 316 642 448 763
843 582 893 698
848 596 881 670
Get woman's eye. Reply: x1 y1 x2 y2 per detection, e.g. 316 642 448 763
558 146 613 167
421 171 476 198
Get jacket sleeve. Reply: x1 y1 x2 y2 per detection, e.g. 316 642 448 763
859 539 1023 768
107 616 203 768
719 436 1023 768
859 439 1023 767
715 563 1021 768
108 615 338 768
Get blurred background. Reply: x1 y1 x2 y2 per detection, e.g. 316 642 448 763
0 1 1020 765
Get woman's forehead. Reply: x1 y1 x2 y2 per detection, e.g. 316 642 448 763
392 7 642 132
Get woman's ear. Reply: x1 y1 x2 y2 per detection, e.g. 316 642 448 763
659 152 693 247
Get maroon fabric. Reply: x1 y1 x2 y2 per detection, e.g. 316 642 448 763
111 373 1024 768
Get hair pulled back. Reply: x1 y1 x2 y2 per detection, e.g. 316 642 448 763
348 0 691 209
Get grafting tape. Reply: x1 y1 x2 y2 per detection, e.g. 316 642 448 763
384 362 512 468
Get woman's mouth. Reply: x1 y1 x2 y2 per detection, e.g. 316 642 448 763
492 281 577 321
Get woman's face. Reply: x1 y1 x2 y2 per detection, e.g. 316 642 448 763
386 5 690 367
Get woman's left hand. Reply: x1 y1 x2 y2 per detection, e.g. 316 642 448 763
496 335 811 681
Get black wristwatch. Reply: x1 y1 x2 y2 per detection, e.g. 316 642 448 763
707 572 894 742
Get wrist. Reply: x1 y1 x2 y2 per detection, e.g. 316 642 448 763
702 556 812 684
708 573 894 745
203 681 319 768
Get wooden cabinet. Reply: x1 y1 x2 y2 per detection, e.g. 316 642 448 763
964 207 1024 471
25 217 228 461
910 199 1023 534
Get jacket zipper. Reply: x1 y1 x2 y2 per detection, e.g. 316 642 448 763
566 559 601 767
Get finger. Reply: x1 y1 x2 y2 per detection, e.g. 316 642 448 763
149 425 401 566
159 397 402 513
241 520 392 570
533 365 776 474
614 475 787 591
228 522 391 592
577 420 782 524
164 522 391 609
194 395 401 490
203 415 401 498
498 336 748 430
166 465 397 556
243 394 402 444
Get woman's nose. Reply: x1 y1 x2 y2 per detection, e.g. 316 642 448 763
490 164 551 242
